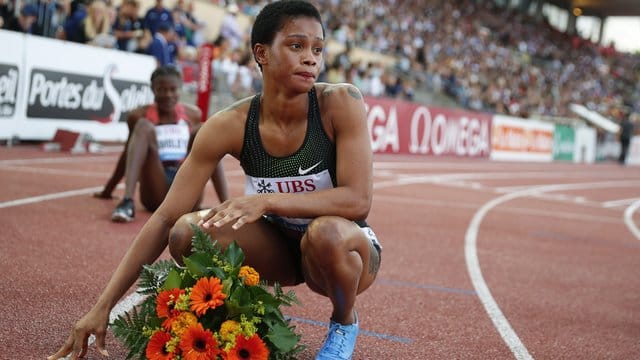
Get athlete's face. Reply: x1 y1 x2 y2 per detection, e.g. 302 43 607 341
152 75 180 113
261 17 324 92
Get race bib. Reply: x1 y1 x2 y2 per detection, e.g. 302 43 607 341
155 123 190 161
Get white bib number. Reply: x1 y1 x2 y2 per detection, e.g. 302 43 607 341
155 123 190 162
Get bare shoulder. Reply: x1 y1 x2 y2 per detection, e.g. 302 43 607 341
181 102 202 116
198 96 255 156
317 82 364 104
316 83 366 126
217 95 255 116
126 104 149 124
129 104 149 117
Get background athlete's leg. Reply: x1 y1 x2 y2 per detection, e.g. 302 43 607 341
126 119 168 211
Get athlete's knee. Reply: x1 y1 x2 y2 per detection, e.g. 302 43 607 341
131 118 155 137
126 116 139 131
302 216 346 261
168 213 200 263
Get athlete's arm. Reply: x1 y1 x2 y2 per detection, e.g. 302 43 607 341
184 103 230 203
324 83 373 218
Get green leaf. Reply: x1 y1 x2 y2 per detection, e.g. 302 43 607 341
137 260 176 294
264 322 301 353
222 277 234 295
211 266 226 280
231 284 251 306
225 302 254 319
184 251 215 279
110 305 158 360
190 224 217 253
224 241 245 268
163 268 182 290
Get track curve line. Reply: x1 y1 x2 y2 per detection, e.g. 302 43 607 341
465 179 640 360
623 199 640 240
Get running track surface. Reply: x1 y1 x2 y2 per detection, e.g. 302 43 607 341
1 145 639 359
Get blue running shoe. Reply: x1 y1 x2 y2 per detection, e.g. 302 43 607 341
316 312 359 360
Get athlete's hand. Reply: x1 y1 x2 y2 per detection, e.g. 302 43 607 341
47 307 110 360
198 196 267 230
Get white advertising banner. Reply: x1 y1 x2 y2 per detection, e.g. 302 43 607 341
625 136 640 166
0 30 25 139
491 115 554 162
0 29 156 141
573 126 597 163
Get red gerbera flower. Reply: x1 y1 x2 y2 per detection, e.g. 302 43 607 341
157 288 185 318
157 288 185 330
146 330 174 360
225 334 269 360
189 277 226 316
179 323 221 360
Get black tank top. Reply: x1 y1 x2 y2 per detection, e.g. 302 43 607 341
240 87 336 185
239 87 366 232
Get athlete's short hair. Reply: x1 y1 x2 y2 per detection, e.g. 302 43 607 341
150 65 182 84
251 0 324 66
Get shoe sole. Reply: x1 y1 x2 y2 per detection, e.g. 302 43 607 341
111 213 134 223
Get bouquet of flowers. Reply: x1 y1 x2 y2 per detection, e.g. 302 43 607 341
111 226 304 359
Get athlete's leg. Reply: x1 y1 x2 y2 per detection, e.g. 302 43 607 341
169 210 301 286
125 119 168 211
300 216 380 324
95 116 140 199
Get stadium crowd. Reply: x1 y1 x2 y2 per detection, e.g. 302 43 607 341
316 0 639 122
2 0 638 122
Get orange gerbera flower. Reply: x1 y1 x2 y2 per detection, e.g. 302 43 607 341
190 277 226 316
179 323 221 360
225 334 269 360
146 330 174 360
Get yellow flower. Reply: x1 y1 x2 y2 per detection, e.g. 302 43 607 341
239 266 260 286
219 320 242 343
171 312 198 337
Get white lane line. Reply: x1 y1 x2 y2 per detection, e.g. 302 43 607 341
0 187 102 209
0 185 123 209
496 180 640 193
623 200 640 240
0 155 118 165
0 165 110 177
375 195 620 224
464 179 640 360
603 197 640 208
465 191 535 360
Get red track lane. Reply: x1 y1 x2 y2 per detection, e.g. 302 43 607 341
1 146 639 359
